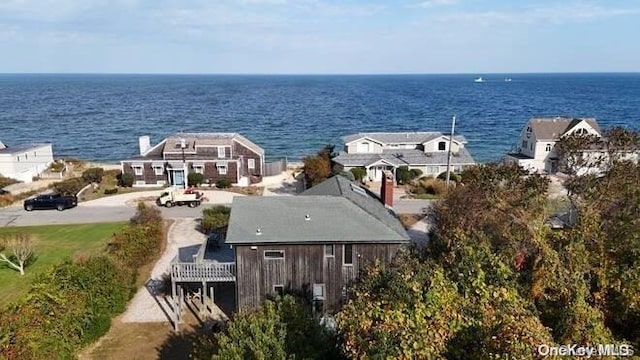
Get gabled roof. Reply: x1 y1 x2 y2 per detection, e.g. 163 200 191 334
343 132 442 145
528 117 601 140
225 176 409 245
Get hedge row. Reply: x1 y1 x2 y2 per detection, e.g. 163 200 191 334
0 203 164 359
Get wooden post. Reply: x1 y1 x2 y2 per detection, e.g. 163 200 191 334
201 281 207 316
171 278 178 331
210 285 215 316
178 285 184 326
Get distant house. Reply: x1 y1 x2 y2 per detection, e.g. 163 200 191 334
120 133 265 187
168 174 409 328
0 141 53 183
333 132 476 181
503 117 602 173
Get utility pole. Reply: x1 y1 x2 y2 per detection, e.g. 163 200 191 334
180 138 187 189
445 115 456 187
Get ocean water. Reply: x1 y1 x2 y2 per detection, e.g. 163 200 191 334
1 73 639 163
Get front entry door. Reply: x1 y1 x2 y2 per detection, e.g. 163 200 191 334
172 170 185 187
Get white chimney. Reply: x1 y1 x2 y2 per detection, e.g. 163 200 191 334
139 136 151 155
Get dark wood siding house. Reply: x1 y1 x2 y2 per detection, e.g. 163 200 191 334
225 175 409 312
120 133 265 187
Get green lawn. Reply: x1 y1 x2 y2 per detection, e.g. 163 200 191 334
0 222 126 307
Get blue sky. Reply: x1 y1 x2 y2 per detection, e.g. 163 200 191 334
1 0 639 74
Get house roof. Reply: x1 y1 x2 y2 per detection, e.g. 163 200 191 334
0 140 5 150
333 148 476 167
0 143 51 155
529 117 601 140
126 132 264 160
342 132 467 145
225 176 409 244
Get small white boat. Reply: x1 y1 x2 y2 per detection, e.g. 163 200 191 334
474 77 484 83
505 77 512 82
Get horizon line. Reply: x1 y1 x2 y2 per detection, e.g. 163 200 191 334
1 71 639 76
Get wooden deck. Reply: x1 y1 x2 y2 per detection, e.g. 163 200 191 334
170 262 236 282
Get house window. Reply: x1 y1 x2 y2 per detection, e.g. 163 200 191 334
357 142 370 153
133 166 143 176
546 144 552 152
522 140 527 149
438 141 446 151
247 159 255 170
575 128 588 135
217 164 228 175
325 244 334 257
274 285 285 296
153 166 163 176
193 165 204 174
218 146 226 158
343 244 354 265
264 250 284 260
530 143 533 151
313 283 325 300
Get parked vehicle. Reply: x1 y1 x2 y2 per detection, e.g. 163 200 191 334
23 193 78 211
156 188 203 208
0 189 9 195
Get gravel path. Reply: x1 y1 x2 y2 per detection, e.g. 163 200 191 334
121 218 204 323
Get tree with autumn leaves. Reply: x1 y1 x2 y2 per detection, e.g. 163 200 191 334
337 128 639 358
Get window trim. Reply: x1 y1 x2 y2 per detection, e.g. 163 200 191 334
264 250 285 260
133 166 144 176
217 146 226 158
247 158 255 170
193 165 204 174
153 166 163 176
274 285 285 296
343 244 354 266
438 141 446 151
313 283 325 300
324 244 334 257
545 143 552 152
217 164 228 175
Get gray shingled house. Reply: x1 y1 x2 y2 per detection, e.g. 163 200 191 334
121 133 265 187
333 132 476 182
168 175 409 325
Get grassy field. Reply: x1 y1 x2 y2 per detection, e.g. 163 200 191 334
0 222 126 307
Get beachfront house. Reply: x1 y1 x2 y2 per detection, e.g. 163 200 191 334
332 132 476 182
120 133 265 187
168 174 409 328
0 141 54 183
503 117 602 173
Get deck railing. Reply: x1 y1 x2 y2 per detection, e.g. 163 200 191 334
171 262 236 282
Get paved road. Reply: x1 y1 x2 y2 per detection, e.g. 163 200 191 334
0 202 233 227
394 199 435 215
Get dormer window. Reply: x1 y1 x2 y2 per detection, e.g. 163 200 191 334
357 142 371 153
218 146 226 158
438 142 446 151
575 128 588 135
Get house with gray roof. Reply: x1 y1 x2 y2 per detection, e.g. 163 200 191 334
504 117 602 173
120 133 265 187
333 131 476 182
0 141 53 183
168 175 409 323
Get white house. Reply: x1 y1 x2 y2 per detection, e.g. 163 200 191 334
333 132 476 181
0 142 54 183
504 117 602 173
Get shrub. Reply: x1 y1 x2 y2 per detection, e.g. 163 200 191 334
396 166 410 184
118 173 134 187
48 161 65 173
437 171 462 183
82 167 104 184
188 173 205 187
202 206 231 234
216 179 232 189
409 168 423 180
52 177 86 195
104 169 121 179
104 188 118 195
0 176 19 189
350 167 367 182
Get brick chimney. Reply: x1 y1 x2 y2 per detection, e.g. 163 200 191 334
380 170 394 208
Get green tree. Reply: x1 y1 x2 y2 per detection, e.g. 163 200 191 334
81 167 104 184
188 172 205 186
349 167 367 182
302 145 337 188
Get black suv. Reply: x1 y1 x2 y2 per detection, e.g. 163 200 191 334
23 193 78 211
